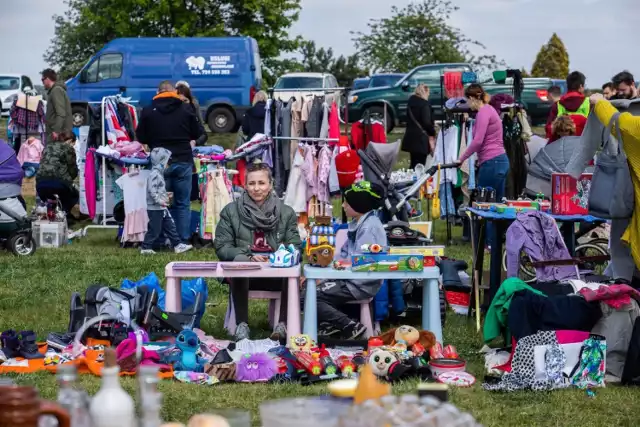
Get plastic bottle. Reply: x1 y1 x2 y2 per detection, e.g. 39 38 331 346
89 348 136 427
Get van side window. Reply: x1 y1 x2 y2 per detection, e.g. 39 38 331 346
84 53 123 83
98 54 123 81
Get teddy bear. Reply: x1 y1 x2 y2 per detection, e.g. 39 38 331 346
377 325 436 357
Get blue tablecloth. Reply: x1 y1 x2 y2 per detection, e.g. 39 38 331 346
465 207 603 223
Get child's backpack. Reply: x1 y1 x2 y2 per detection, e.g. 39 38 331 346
84 283 148 325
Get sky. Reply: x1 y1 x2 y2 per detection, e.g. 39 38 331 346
0 0 637 87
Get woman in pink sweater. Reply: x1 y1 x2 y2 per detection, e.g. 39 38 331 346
457 84 509 201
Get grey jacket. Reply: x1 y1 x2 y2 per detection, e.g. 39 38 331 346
146 147 171 210
335 211 389 297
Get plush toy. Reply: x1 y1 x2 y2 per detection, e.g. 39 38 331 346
377 325 436 357
368 347 413 381
269 244 301 268
289 334 313 352
308 246 335 267
162 329 206 372
236 353 278 382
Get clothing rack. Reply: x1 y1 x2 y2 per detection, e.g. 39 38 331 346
266 87 349 199
82 95 138 237
438 70 477 245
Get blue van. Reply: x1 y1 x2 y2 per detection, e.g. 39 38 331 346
66 37 262 133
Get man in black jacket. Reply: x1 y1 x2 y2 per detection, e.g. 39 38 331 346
137 80 204 243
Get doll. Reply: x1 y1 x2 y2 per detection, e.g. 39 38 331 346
377 325 436 357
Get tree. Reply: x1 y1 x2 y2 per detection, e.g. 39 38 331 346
297 41 368 87
520 67 531 78
352 0 502 73
530 33 569 79
45 0 302 79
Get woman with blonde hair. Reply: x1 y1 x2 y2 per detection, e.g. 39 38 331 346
242 90 268 139
402 83 436 168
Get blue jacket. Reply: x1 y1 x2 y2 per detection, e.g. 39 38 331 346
374 279 406 321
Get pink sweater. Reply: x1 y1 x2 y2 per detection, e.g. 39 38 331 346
459 104 505 164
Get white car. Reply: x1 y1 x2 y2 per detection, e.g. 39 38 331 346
0 74 37 117
273 72 342 106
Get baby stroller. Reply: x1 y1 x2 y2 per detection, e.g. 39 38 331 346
0 199 36 256
358 140 458 324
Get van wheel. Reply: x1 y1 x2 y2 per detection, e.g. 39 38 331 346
208 107 236 133
72 106 88 127
363 106 394 133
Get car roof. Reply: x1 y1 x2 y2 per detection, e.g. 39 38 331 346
371 73 404 77
0 73 22 77
280 72 332 78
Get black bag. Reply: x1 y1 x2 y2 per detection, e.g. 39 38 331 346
622 318 640 385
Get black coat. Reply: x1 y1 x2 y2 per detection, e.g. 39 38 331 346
187 102 208 146
137 94 204 163
242 101 266 139
402 95 435 156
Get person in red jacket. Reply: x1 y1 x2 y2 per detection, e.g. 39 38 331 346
545 71 589 143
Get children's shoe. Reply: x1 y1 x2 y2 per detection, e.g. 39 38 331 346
174 243 193 254
270 323 287 341
234 322 250 341
141 249 156 255
46 332 75 351
343 321 367 340
318 322 342 337
0 330 21 359
18 331 44 359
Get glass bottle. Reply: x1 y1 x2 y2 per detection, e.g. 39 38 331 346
138 365 162 427
89 348 136 427
57 364 91 427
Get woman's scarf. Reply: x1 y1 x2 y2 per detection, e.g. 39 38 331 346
238 190 281 231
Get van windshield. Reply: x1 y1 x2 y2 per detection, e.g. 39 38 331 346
275 77 323 89
0 77 20 90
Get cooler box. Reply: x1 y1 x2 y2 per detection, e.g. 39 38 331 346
551 173 593 215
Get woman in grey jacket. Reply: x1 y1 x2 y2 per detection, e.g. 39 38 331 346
214 162 301 341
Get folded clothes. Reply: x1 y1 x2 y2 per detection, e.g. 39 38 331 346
193 145 224 155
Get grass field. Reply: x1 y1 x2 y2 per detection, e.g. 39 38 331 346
1 119 640 426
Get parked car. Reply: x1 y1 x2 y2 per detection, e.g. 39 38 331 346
368 73 405 88
273 72 342 106
352 77 370 90
347 63 557 131
65 37 263 133
1 74 36 117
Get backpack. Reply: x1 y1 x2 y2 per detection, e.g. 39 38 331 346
84 284 148 325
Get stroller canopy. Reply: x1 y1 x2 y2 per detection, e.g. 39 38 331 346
360 140 400 187
525 135 590 197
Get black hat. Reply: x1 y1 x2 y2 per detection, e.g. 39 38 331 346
344 181 384 214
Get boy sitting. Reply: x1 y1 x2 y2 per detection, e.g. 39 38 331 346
317 181 388 339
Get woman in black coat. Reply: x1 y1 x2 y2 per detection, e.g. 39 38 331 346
402 84 436 169
242 91 267 139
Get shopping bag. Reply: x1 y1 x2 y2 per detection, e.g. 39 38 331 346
121 272 166 309
181 277 208 327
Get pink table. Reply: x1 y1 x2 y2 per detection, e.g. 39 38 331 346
164 261 302 341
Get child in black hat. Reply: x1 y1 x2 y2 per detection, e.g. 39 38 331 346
316 180 388 340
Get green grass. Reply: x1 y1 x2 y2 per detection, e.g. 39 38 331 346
2 120 640 426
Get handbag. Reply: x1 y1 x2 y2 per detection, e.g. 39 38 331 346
588 112 635 219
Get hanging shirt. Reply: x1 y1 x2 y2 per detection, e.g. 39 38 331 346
433 127 459 185
116 170 151 243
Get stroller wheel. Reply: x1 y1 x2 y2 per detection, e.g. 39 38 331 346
9 233 36 256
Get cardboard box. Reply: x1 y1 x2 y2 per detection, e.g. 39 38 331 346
551 173 593 215
351 253 424 272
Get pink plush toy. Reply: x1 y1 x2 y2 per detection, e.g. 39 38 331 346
235 353 278 382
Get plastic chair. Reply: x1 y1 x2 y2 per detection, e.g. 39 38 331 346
224 290 282 335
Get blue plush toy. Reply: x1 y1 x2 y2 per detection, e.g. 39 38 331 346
163 329 206 372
